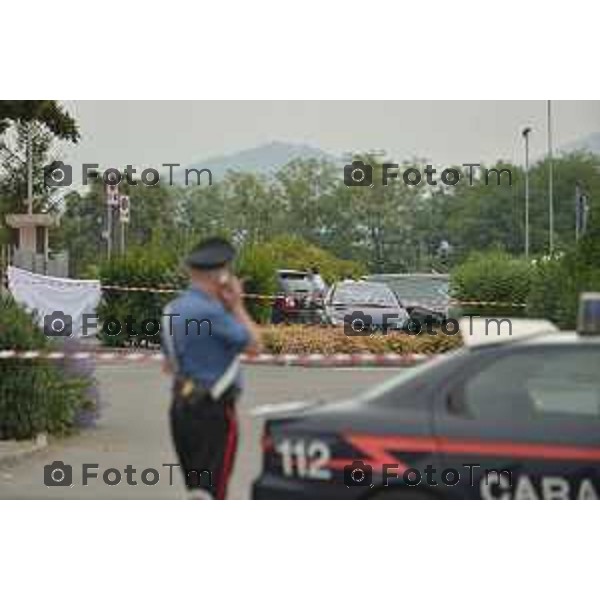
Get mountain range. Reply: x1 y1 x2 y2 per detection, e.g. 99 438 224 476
171 133 600 183
559 132 600 155
172 141 336 183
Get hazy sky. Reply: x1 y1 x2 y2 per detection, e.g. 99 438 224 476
58 100 600 170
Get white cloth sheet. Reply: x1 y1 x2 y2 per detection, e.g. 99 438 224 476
7 266 101 338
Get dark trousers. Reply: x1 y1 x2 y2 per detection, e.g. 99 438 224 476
169 381 239 500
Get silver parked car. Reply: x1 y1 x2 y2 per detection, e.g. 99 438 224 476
324 281 410 333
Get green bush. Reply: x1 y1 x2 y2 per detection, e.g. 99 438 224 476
98 248 186 347
451 250 532 317
527 231 600 329
236 243 277 323
260 235 366 283
526 256 572 327
0 296 92 440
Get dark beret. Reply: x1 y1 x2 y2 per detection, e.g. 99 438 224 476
185 237 235 270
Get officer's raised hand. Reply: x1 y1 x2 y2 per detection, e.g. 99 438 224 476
218 275 244 311
218 275 263 354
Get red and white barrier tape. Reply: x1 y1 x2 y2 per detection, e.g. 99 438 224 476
450 300 526 308
101 284 282 301
91 286 528 307
0 349 430 367
8 278 526 308
99 289 528 308
57 282 282 301
242 352 430 367
101 284 179 293
7 277 281 300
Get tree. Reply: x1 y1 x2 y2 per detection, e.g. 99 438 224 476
442 161 524 262
527 152 600 254
55 178 181 278
50 148 600 279
51 179 107 277
274 158 338 245
0 100 79 246
222 171 283 242
0 101 78 141
0 121 56 215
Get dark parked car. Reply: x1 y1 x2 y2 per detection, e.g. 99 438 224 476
271 269 324 324
365 274 451 325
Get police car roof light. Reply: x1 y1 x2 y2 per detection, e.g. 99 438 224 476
460 317 558 348
578 292 600 336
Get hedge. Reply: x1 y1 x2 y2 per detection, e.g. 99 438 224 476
450 250 532 317
527 235 600 329
97 248 185 347
0 295 95 440
260 325 462 355
235 243 277 322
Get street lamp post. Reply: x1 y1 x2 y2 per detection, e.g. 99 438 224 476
547 100 554 254
105 182 119 260
522 127 532 259
107 190 113 260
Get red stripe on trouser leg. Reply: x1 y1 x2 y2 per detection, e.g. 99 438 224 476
216 405 238 500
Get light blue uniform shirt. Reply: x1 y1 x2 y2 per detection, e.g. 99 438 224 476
161 287 250 390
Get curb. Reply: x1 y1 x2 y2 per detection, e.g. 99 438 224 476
0 433 48 468
0 349 433 368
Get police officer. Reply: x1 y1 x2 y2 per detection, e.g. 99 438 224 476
161 238 262 500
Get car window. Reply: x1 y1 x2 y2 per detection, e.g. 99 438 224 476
461 348 600 420
368 276 450 310
280 272 309 280
332 283 397 307
365 349 467 406
279 273 312 293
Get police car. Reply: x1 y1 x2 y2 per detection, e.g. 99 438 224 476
252 294 600 500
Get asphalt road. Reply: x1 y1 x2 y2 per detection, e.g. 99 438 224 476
0 364 393 499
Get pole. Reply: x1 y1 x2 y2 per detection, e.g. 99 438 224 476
106 186 112 260
120 220 125 256
575 182 580 242
44 228 49 275
547 100 554 254
26 123 33 214
522 127 531 259
575 182 589 242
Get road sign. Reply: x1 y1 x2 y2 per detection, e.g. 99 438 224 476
119 195 130 223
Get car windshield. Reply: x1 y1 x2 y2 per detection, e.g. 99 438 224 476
368 275 450 309
332 283 397 307
279 273 313 293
